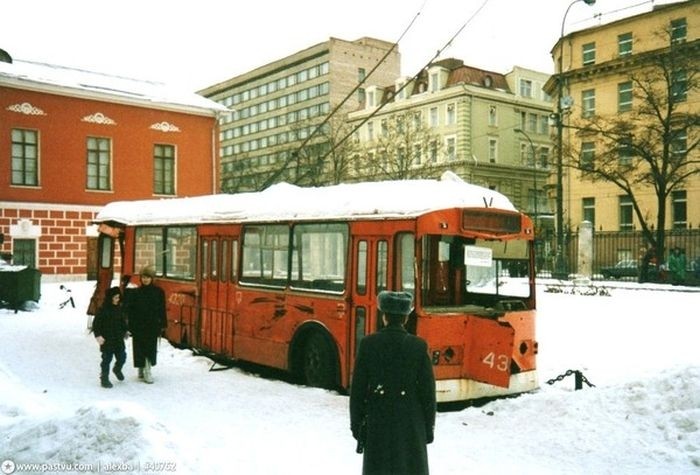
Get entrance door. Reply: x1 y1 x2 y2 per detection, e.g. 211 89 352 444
199 227 238 357
347 235 390 385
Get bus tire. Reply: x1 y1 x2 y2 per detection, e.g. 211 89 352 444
302 331 338 390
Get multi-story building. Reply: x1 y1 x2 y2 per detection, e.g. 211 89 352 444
0 51 227 280
347 59 553 239
199 37 400 192
546 0 698 236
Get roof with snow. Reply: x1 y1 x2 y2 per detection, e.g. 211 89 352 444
95 172 518 226
0 59 229 116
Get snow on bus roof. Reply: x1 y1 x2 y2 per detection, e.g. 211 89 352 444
95 172 517 226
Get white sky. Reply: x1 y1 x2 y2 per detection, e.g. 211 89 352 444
1 0 679 92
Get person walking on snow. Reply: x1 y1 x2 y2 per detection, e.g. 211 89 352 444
125 266 166 384
92 286 128 388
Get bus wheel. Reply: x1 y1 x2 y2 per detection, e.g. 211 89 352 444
302 332 337 390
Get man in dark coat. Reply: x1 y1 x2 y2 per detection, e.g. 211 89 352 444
350 291 436 475
125 266 166 384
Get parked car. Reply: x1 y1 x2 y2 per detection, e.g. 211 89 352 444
600 259 641 279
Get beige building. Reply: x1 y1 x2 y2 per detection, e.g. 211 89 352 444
347 59 553 226
546 0 699 234
199 37 400 192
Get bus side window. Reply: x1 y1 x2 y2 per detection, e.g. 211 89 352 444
201 240 209 280
395 233 415 294
356 241 367 295
231 239 238 282
221 240 228 283
210 239 218 280
376 240 388 294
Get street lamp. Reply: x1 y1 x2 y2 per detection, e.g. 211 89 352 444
514 128 538 220
553 0 596 279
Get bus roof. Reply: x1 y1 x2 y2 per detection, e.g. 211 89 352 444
95 171 518 226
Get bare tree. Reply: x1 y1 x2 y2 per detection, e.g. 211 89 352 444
358 110 444 180
566 31 699 264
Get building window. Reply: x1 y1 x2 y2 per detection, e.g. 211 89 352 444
413 144 422 165
430 72 439 92
538 147 550 168
446 103 456 125
11 128 38 186
580 142 595 170
670 18 687 44
429 107 438 127
488 105 497 126
154 144 175 195
582 197 595 227
367 122 374 141
582 89 595 118
520 79 533 98
671 129 687 161
618 81 633 112
488 138 498 163
358 88 365 104
12 238 36 268
520 143 534 167
367 90 375 108
446 136 456 161
618 32 633 57
671 69 687 102
671 190 687 229
618 138 634 166
430 141 438 163
619 195 634 231
528 113 537 133
86 137 111 190
582 42 596 65
412 111 422 130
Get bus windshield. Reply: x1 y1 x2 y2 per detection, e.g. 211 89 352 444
421 234 532 311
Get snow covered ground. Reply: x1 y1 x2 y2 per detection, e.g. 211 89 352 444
0 280 698 475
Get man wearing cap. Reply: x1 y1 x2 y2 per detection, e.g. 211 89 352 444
350 291 436 474
125 266 166 384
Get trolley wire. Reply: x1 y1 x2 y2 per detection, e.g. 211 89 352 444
260 2 427 189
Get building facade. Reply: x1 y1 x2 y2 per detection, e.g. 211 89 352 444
546 0 699 236
347 59 553 239
199 37 400 192
0 54 227 280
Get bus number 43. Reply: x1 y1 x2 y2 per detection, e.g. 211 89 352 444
482 352 509 372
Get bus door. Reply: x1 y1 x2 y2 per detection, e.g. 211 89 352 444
199 228 237 356
348 235 390 380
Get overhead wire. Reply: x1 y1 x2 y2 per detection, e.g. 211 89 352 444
300 0 492 178
260 1 427 188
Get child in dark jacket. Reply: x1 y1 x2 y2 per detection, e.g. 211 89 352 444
92 286 128 388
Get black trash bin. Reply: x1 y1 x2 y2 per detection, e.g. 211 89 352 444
0 266 41 312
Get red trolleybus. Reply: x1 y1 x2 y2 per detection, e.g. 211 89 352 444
89 172 538 402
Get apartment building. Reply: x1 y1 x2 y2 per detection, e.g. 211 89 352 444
199 37 400 193
0 52 227 280
545 0 699 234
347 59 553 227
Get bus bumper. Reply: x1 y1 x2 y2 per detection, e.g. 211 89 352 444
435 370 539 403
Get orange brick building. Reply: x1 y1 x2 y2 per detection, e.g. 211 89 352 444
0 53 227 281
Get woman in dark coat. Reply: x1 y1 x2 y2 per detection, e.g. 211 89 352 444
125 266 166 384
350 291 436 475
92 286 128 388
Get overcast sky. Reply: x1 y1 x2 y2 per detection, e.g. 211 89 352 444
2 0 678 92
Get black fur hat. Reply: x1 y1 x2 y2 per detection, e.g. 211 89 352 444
105 286 121 301
378 291 413 315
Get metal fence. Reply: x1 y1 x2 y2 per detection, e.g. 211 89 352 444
540 228 700 285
